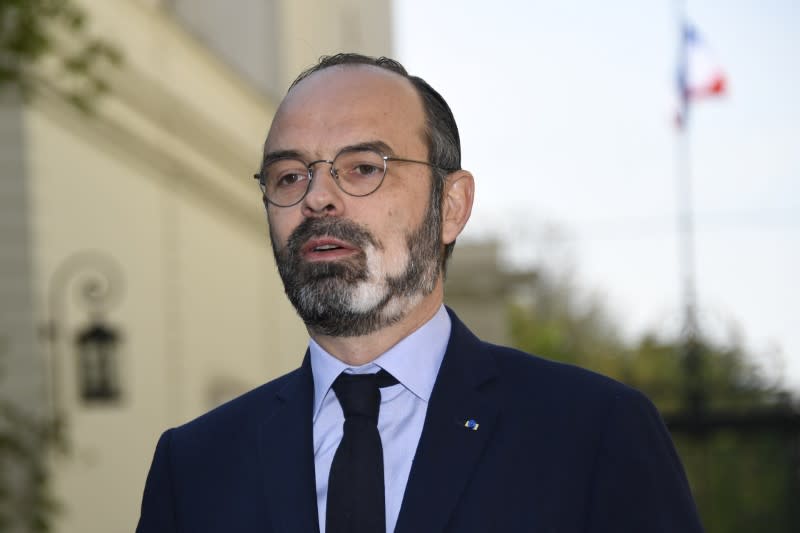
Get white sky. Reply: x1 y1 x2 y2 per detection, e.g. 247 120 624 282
394 0 800 389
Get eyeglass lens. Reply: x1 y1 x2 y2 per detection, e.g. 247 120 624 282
261 149 387 206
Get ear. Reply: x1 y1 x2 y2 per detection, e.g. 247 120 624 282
441 170 474 245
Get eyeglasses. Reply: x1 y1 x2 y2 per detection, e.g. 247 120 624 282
253 147 454 207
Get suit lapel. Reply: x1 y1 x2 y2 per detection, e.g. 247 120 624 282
259 353 320 533
395 311 500 533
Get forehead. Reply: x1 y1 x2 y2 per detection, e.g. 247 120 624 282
264 65 427 156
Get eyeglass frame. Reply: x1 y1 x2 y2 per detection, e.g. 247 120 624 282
253 143 458 208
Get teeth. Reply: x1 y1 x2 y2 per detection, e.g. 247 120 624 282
314 244 340 251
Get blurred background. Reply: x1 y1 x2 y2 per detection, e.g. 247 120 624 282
0 0 797 532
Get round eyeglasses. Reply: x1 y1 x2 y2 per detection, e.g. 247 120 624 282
253 147 454 207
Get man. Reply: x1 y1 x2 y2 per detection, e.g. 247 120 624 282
137 54 704 533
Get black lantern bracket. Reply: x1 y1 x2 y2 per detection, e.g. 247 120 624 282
44 250 126 422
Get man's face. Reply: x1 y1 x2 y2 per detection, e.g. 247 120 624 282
263 66 443 337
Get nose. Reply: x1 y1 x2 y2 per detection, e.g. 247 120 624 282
301 161 343 217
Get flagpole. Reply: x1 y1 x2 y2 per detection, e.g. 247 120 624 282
677 127 698 339
674 1 705 416
677 115 705 417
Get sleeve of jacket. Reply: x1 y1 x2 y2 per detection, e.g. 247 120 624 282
136 429 179 533
585 389 705 533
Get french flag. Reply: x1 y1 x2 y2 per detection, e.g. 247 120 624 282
676 22 727 128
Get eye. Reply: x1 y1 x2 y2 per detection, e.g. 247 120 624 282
335 149 385 181
351 163 382 177
276 172 307 188
264 159 309 190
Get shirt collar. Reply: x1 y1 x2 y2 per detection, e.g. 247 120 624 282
309 305 451 421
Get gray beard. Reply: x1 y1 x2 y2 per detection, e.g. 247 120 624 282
270 206 442 337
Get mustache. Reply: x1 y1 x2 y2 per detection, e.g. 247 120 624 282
285 217 379 255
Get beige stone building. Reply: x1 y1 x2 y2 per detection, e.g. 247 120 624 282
0 1 390 531
444 241 538 346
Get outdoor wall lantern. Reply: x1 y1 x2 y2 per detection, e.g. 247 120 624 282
75 320 121 402
47 251 126 417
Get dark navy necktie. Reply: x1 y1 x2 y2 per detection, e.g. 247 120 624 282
326 370 399 533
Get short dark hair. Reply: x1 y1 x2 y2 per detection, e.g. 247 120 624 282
289 53 462 269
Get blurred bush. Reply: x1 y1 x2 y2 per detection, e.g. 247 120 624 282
509 268 800 532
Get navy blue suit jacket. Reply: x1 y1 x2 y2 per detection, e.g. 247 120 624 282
137 309 703 532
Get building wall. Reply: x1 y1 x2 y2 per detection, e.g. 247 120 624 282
277 0 394 91
167 0 393 98
445 241 538 347
167 0 283 96
0 91 45 412
1 0 391 531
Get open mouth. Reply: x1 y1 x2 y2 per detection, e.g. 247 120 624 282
301 237 359 261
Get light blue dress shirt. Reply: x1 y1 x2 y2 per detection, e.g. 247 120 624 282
310 305 451 533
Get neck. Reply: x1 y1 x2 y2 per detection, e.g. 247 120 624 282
310 284 444 366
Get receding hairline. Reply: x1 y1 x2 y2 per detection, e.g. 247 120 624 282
282 62 426 116
268 63 430 154
289 61 414 91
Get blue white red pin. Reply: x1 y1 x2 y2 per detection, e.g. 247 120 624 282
463 419 479 431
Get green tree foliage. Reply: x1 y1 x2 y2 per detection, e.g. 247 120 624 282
509 269 800 532
509 273 624 376
0 0 120 111
0 397 63 532
0 331 68 532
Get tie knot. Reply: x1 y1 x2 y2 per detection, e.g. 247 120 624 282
332 370 398 419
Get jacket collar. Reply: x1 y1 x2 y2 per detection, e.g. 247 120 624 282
394 307 500 533
259 353 320 533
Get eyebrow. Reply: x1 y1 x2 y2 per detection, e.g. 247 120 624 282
261 140 397 168
338 140 396 157
261 149 304 167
